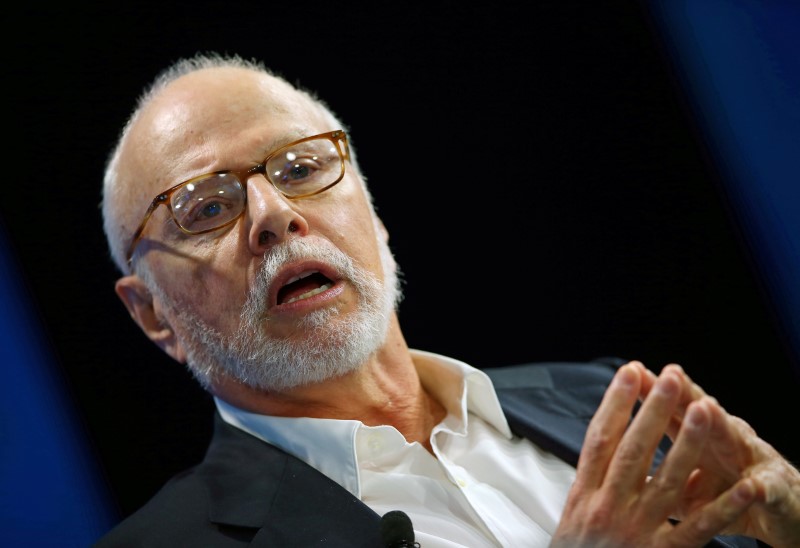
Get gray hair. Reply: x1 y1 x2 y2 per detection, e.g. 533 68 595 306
101 51 367 277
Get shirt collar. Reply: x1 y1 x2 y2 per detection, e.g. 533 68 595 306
412 349 513 438
214 349 512 497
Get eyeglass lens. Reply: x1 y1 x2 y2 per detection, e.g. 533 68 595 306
172 174 246 233
170 137 343 233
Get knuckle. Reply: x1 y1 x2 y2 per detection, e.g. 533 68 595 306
584 427 615 454
585 498 615 532
615 439 647 465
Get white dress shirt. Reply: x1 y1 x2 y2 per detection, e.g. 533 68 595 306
215 349 576 547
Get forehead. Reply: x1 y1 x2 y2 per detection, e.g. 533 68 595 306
121 67 328 195
146 67 304 137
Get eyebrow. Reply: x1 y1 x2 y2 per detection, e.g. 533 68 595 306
256 128 311 159
163 128 311 190
166 127 324 194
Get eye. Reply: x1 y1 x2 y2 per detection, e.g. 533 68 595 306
199 201 223 218
274 156 323 186
182 198 236 231
266 140 341 195
286 162 312 181
171 173 246 233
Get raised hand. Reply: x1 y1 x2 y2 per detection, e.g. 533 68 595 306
550 361 800 547
635 362 800 547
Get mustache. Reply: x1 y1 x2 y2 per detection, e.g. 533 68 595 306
241 237 359 320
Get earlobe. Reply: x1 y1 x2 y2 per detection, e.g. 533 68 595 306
115 275 187 363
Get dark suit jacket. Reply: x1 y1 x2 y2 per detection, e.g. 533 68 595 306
94 359 758 547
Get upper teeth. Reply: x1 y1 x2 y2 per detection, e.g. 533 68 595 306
285 283 333 304
286 271 315 285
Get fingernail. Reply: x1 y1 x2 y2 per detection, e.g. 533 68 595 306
615 365 637 388
655 373 678 396
686 406 706 428
663 363 684 376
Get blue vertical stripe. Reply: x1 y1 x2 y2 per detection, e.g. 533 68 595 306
648 0 800 375
0 224 117 547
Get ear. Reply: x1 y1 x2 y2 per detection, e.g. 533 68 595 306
115 275 187 363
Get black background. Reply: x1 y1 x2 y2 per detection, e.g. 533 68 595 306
6 1 799 523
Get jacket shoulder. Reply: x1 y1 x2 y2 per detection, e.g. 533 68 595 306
484 357 625 390
93 466 228 547
484 357 641 469
93 415 384 547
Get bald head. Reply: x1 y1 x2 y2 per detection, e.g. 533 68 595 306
101 53 352 275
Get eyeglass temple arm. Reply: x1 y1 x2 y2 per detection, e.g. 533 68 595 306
126 195 169 265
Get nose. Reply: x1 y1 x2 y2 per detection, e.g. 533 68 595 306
244 174 309 255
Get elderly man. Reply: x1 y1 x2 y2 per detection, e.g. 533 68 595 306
96 52 799 547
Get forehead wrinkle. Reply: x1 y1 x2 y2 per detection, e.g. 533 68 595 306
121 67 336 233
142 95 314 182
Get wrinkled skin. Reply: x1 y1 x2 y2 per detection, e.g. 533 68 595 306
551 361 800 548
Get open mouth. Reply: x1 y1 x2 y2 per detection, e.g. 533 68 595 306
277 271 334 305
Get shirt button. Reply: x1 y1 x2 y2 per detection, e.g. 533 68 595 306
456 478 467 487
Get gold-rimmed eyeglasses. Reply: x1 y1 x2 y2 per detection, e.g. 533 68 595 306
125 130 350 265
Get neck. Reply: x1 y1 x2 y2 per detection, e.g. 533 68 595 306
211 324 447 452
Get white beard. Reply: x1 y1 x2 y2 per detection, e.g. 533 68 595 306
149 232 403 392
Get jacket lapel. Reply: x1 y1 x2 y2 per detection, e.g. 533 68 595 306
202 413 383 546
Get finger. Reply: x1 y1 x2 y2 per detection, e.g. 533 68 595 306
641 364 710 442
631 361 656 396
669 478 758 546
575 362 642 489
700 401 759 482
748 463 800 547
701 408 800 547
605 368 683 493
671 364 708 401
633 362 688 442
640 400 711 521
637 363 706 403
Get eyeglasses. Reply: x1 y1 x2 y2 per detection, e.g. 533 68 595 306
125 130 350 265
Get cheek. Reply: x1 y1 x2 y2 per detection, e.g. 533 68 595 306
151 250 248 331
317 189 382 258
327 181 378 235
